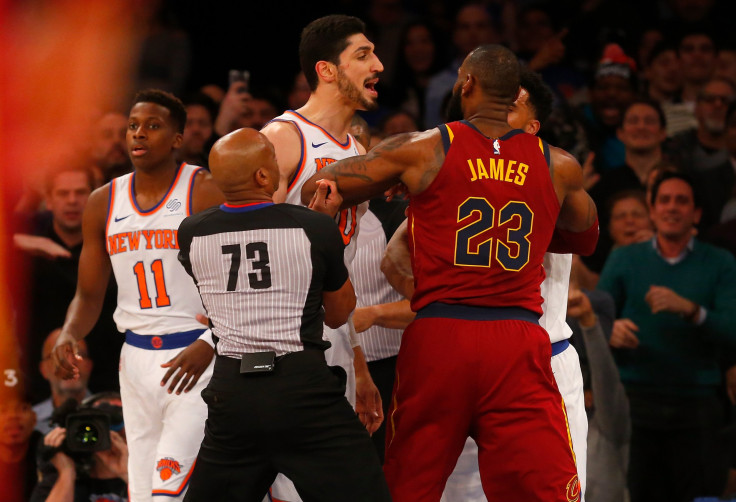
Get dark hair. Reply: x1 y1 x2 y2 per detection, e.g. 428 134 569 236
299 15 367 91
650 171 699 208
622 98 667 129
646 39 677 68
45 164 96 195
697 77 736 100
181 92 218 124
132 89 187 133
465 44 520 103
606 188 648 215
677 27 716 53
519 67 554 125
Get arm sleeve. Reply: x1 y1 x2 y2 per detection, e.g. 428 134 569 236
547 218 599 256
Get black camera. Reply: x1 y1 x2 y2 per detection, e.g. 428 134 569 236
65 408 111 453
41 394 123 470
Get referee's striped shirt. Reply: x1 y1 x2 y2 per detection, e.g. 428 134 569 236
178 202 349 358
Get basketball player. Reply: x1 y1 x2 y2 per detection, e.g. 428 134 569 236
381 68 590 501
261 14 383 430
302 45 598 501
53 89 224 501
180 128 390 502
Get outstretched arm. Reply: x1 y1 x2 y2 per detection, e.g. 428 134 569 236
53 186 111 379
301 129 444 209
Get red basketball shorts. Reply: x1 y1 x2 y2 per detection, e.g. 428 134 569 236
383 313 580 502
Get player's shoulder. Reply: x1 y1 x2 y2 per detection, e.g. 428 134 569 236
87 182 113 214
261 116 300 140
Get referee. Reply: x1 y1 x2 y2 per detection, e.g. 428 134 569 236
179 129 390 502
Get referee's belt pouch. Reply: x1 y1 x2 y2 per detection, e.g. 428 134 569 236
240 351 276 374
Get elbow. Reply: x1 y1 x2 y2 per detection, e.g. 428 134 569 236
323 296 356 329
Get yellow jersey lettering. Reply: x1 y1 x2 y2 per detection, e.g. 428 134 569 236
467 159 478 181
489 158 504 180
515 164 528 185
476 159 489 179
504 160 517 183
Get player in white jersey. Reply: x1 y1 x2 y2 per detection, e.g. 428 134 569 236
53 90 224 501
371 69 589 501
260 15 384 502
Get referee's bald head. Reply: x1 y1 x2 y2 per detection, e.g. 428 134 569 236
208 128 279 201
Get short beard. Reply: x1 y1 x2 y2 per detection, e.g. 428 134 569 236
337 68 377 111
445 88 464 123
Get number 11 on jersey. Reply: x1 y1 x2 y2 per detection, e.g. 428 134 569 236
133 259 171 309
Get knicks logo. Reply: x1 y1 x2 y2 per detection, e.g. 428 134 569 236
315 158 336 171
566 474 580 502
156 457 182 481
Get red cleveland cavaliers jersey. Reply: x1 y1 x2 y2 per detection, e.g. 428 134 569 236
408 121 560 315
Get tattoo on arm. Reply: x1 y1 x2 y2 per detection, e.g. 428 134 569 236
416 135 445 192
322 133 410 186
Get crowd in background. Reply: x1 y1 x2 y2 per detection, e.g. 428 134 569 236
4 0 736 501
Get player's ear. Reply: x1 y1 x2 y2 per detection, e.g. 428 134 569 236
462 73 476 96
316 61 337 84
172 132 183 149
525 119 541 135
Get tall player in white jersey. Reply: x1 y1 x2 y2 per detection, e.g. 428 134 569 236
260 15 384 502
379 69 589 501
53 90 224 501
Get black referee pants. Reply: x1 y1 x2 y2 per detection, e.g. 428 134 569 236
184 350 391 502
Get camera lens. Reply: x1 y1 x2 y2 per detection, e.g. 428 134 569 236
75 423 99 445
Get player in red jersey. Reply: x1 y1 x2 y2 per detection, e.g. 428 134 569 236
302 44 597 502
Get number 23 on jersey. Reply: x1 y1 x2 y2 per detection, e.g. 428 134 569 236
454 197 534 271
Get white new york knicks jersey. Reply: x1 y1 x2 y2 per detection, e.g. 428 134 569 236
539 252 573 343
271 110 368 266
106 163 207 335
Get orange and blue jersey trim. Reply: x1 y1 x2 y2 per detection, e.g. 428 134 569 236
105 179 116 248
285 110 353 150
129 163 185 216
186 164 204 216
152 458 196 497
